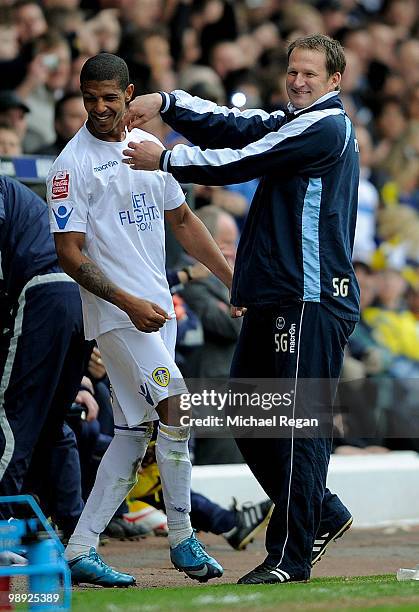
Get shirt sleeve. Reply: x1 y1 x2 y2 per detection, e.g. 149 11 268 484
162 110 346 186
46 152 89 233
161 90 287 150
163 173 186 211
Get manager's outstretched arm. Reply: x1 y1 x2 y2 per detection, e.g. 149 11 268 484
125 91 287 150
123 110 346 186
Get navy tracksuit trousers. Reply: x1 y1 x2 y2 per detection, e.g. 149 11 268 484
231 301 354 578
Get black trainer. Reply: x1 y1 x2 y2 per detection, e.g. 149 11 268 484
104 517 148 541
224 498 274 550
238 562 307 585
311 515 353 566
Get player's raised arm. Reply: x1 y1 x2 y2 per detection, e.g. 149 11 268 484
54 232 170 333
125 90 287 150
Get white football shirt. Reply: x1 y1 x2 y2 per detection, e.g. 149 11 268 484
47 125 185 340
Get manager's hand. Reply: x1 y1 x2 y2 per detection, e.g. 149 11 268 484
122 141 164 171
124 93 163 131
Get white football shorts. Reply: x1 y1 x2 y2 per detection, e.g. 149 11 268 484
97 318 187 428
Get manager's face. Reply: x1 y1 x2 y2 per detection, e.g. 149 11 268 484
286 48 341 110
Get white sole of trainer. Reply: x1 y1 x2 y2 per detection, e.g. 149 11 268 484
311 516 353 566
237 504 275 551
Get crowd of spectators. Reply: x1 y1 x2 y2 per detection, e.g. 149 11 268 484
1 0 419 465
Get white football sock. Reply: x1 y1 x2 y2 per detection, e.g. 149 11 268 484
65 425 152 561
156 423 192 548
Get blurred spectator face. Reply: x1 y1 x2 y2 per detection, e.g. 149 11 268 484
0 126 22 156
368 23 396 68
268 71 289 108
90 10 121 54
0 107 27 141
340 49 362 94
0 24 19 60
56 96 86 141
382 73 405 100
210 42 245 80
215 212 238 267
384 122 419 194
320 5 347 36
144 34 173 74
237 34 262 68
407 85 419 121
43 43 71 91
286 48 341 110
14 2 47 45
121 0 162 28
376 269 407 309
180 28 201 67
68 54 90 93
252 22 280 52
406 286 419 318
355 265 376 310
343 29 372 67
385 0 417 32
376 100 407 142
244 0 277 28
282 4 325 36
398 40 419 85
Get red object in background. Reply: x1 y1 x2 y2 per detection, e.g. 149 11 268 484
0 576 12 610
172 294 186 321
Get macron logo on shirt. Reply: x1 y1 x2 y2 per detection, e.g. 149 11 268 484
94 160 118 172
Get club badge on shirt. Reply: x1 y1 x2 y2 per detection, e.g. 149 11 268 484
152 367 171 387
51 170 70 200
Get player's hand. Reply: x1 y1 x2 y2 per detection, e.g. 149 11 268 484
230 305 247 318
124 93 163 131
125 297 171 332
122 141 164 171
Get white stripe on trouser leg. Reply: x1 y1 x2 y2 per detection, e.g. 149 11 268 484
0 273 74 480
156 422 192 547
276 303 305 569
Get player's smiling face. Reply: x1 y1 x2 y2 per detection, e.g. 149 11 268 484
81 79 134 141
286 48 341 110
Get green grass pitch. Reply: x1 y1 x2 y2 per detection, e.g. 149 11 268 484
68 576 419 611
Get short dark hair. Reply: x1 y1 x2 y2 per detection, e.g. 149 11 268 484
287 34 346 77
80 53 129 91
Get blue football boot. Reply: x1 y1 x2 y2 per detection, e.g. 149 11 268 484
170 533 223 582
69 547 136 587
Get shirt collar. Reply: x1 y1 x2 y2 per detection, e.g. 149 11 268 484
287 90 340 115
